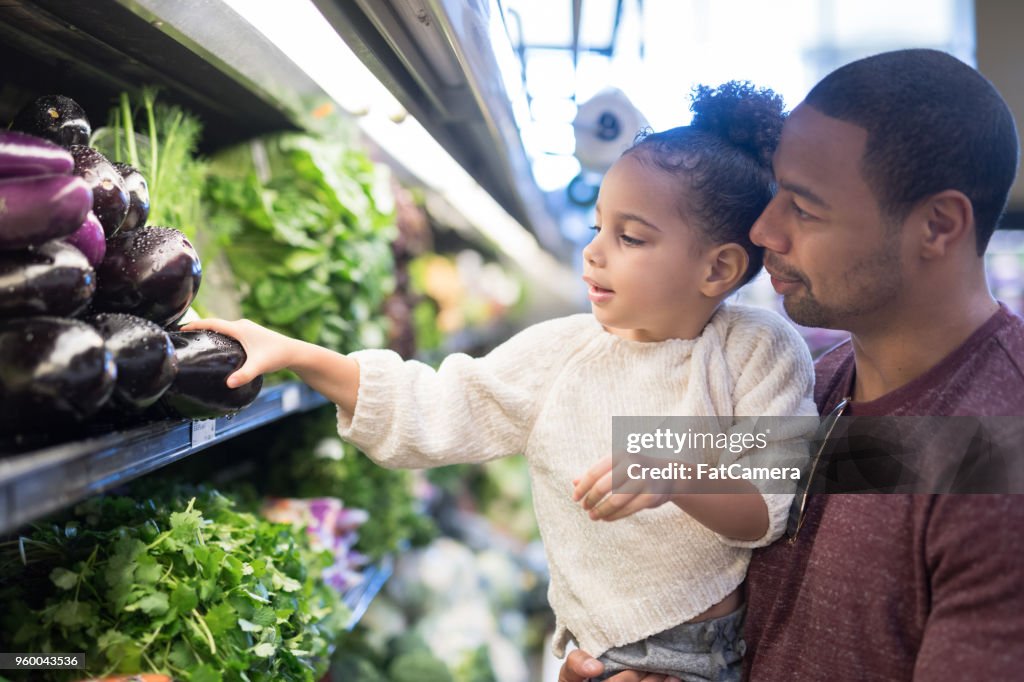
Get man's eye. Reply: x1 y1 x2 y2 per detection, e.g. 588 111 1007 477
792 201 813 220
621 235 645 246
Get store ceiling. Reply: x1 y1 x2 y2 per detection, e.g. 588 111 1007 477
310 0 569 257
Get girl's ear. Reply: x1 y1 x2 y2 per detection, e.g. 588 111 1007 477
701 243 748 298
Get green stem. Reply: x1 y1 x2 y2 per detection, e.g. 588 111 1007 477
120 92 139 168
137 623 164 656
114 115 122 164
73 545 98 602
154 111 183 222
157 563 180 589
145 89 159 213
145 530 172 551
191 610 217 655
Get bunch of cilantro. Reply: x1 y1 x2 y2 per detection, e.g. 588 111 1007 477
0 487 347 681
204 129 397 354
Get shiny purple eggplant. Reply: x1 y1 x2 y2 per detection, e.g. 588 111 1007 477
92 226 202 327
0 174 93 251
112 162 150 231
63 211 106 267
69 145 129 236
0 130 75 178
10 95 91 148
159 330 262 419
0 317 116 432
0 240 96 318
87 313 177 410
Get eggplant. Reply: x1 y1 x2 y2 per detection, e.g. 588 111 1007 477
92 226 202 327
0 240 96 318
112 162 150 231
159 330 262 419
10 95 91 148
69 145 129 236
0 174 93 250
0 130 75 178
63 211 106 267
86 313 177 410
0 317 116 432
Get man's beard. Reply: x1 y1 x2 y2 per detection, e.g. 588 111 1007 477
772 247 903 330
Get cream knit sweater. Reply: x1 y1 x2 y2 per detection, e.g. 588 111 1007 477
338 303 816 658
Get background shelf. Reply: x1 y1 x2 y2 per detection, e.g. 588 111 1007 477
0 383 328 535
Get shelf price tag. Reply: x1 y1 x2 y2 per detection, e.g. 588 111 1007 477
281 385 302 413
191 419 216 447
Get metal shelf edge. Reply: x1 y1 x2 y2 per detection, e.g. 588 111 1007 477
343 554 394 630
0 382 329 535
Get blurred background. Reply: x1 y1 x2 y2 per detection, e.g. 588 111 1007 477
1 2 1022 681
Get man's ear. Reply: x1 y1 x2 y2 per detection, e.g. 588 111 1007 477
915 190 974 259
701 243 748 297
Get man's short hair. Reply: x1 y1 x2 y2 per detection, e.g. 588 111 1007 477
805 48 1019 254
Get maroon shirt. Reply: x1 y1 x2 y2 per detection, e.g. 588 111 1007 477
744 304 1024 680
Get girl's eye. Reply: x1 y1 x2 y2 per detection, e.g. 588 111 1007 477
590 225 643 246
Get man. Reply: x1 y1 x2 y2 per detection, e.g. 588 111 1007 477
560 49 1024 681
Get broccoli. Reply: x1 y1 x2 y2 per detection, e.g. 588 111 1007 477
387 649 454 682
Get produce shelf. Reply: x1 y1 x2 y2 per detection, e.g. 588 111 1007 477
343 555 394 630
0 382 328 535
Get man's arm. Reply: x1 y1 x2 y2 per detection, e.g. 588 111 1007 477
557 650 681 682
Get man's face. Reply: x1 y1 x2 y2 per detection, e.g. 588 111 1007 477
750 104 904 331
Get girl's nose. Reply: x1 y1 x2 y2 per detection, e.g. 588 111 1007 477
582 239 603 267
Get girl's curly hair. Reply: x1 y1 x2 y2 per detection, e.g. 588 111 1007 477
627 81 786 285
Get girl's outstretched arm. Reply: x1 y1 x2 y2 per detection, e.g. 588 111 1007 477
180 318 361 416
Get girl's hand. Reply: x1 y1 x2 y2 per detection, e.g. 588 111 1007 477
571 455 675 522
179 318 296 388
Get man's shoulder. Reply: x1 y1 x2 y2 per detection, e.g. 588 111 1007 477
991 305 1024 372
813 339 855 410
814 339 855 373
951 304 1024 414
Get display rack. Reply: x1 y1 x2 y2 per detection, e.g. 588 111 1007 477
0 383 327 536
0 0 477 639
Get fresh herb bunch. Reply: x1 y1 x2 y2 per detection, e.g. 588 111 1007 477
103 89 206 234
204 132 397 354
93 88 243 320
0 487 347 681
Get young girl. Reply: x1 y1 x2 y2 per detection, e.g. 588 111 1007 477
185 82 816 681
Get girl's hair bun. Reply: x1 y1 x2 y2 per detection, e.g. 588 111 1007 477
690 81 786 167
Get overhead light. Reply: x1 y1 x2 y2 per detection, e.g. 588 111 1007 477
220 0 403 118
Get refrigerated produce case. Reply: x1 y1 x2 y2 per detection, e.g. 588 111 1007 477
0 0 565 663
